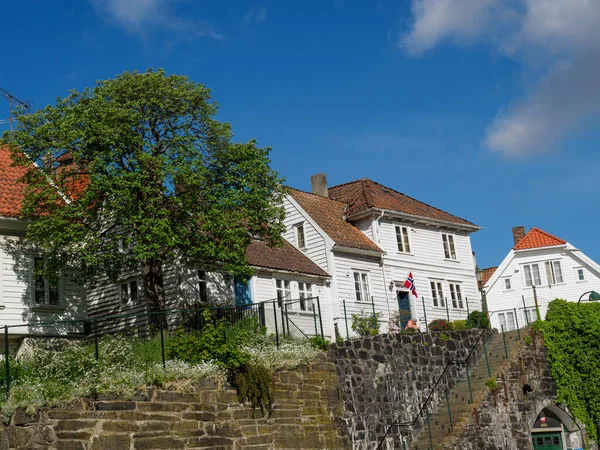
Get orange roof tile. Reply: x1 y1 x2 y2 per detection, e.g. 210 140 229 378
245 239 330 277
289 189 383 253
479 267 497 288
0 145 27 219
328 178 478 228
513 228 566 251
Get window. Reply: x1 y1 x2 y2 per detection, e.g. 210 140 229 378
395 226 411 253
523 263 542 287
198 270 208 303
449 283 463 309
504 278 512 290
545 261 563 285
120 279 139 305
430 281 445 307
354 272 370 302
498 311 515 331
32 256 60 306
276 279 291 307
442 234 457 259
295 224 306 249
577 268 586 281
298 282 313 311
524 308 537 324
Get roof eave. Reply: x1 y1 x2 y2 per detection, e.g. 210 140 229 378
347 207 481 232
513 244 567 253
332 245 384 257
251 265 330 279
0 216 28 234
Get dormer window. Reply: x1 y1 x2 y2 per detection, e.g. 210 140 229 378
295 223 306 249
395 226 411 253
442 234 457 259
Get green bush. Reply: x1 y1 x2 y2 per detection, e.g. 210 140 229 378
524 335 532 346
428 319 451 332
486 377 498 392
351 312 381 337
467 311 490 329
309 336 330 350
440 333 449 342
451 320 468 331
233 363 274 415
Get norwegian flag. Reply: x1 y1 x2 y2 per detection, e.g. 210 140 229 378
403 272 418 297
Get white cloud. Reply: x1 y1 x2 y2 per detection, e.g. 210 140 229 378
243 6 267 26
401 0 600 156
91 0 223 40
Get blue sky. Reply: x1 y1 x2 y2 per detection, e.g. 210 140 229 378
2 0 600 269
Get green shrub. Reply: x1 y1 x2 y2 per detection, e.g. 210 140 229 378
467 311 490 329
524 335 532 346
404 327 418 335
440 333 449 342
451 320 468 331
428 319 451 332
309 336 330 350
233 363 274 415
486 377 498 392
351 312 381 337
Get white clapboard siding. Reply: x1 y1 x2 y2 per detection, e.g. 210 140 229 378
486 245 600 330
0 235 85 332
283 197 329 271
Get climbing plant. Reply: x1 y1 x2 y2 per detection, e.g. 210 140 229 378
540 299 600 442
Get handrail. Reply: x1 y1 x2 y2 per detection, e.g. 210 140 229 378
375 312 497 450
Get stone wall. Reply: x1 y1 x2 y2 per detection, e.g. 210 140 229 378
330 330 490 449
0 355 350 450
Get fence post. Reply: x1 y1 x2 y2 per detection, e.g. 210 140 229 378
445 297 450 323
514 308 521 339
284 303 290 339
446 390 453 432
483 339 491 378
422 297 428 332
466 365 473 404
426 410 433 450
272 301 280 348
522 296 529 326
259 302 266 328
4 325 9 399
465 296 470 318
312 303 318 336
316 296 324 340
94 318 99 362
343 299 349 339
501 325 508 359
160 324 166 369
371 296 377 331
280 302 286 338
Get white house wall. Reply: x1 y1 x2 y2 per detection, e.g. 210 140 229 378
485 245 600 330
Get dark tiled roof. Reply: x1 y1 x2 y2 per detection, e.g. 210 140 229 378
328 178 478 228
480 267 497 288
246 239 330 277
513 228 566 251
289 189 383 253
0 145 27 219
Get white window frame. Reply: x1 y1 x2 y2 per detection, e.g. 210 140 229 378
275 279 291 307
295 223 306 249
498 311 516 331
120 278 140 306
576 267 586 282
523 263 542 287
449 283 464 309
545 260 564 285
298 282 314 311
395 225 411 253
430 281 445 308
503 278 512 291
442 234 457 260
31 256 63 307
353 271 370 302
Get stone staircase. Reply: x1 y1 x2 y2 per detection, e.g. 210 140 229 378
411 329 525 450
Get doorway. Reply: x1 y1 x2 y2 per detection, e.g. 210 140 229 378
396 291 411 330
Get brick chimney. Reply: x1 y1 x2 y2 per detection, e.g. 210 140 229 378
310 173 328 198
512 226 526 246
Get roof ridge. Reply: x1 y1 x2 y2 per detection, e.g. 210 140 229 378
287 187 347 206
327 178 366 190
359 178 373 209
529 227 566 243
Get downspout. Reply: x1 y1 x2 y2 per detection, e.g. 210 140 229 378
375 211 392 321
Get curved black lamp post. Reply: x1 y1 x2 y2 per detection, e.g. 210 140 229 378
577 291 600 304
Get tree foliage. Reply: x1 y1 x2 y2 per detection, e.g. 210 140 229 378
3 69 286 312
541 299 600 441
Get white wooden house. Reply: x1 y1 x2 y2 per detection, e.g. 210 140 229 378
0 145 86 337
284 174 481 336
481 226 600 331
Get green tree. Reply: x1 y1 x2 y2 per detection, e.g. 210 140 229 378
3 69 286 316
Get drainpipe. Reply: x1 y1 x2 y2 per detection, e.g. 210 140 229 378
375 211 392 321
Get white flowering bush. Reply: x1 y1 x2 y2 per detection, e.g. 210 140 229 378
388 310 401 334
242 339 319 370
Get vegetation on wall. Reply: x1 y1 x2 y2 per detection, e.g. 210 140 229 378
351 311 381 337
540 299 600 441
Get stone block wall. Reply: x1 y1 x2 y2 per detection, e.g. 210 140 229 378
331 330 490 449
0 355 350 450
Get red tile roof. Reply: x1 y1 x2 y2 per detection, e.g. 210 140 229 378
513 228 566 251
0 145 27 219
328 178 478 228
245 239 330 277
289 189 383 253
479 267 497 288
